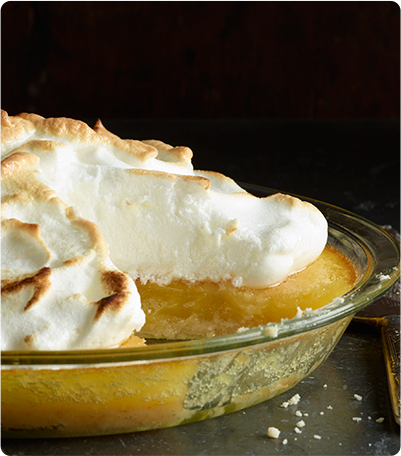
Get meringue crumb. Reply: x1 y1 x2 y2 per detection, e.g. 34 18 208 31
352 417 362 422
354 394 363 401
303 412 309 416
323 384 327 388
294 427 302 434
267 427 281 438
295 307 303 318
237 327 247 333
319 411 324 415
282 439 288 445
378 273 391 282
296 420 305 428
288 393 301 405
376 417 384 423
295 410 302 417
327 405 333 410
280 393 300 409
265 325 278 338
314 435 322 440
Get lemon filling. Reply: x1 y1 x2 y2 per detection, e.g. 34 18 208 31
134 246 356 340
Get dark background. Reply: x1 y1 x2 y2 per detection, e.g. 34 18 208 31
2 1 400 120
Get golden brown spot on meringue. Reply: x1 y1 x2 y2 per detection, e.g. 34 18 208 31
13 111 158 163
2 218 40 237
1 267 52 311
18 112 97 142
70 216 108 254
94 293 129 322
92 119 119 139
1 109 12 127
93 270 132 321
1 152 39 179
1 109 36 146
225 219 239 236
124 168 211 190
122 140 158 162
24 268 52 311
23 334 34 347
13 139 63 155
142 139 193 162
179 174 211 190
1 218 52 265
62 256 86 267
1 153 59 206
101 270 130 295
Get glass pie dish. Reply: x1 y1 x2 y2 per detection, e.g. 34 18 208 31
1 184 399 438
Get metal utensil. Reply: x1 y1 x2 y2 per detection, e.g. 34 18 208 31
353 227 400 424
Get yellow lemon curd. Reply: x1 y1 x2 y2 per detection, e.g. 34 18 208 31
136 246 357 340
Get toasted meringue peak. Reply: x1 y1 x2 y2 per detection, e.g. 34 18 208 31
1 150 145 350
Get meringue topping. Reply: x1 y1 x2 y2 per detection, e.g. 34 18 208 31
2 111 328 289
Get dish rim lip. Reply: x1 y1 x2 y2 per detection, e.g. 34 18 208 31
2 184 400 367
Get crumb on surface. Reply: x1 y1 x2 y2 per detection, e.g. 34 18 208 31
288 393 301 405
294 427 302 434
376 417 384 423
295 410 302 417
352 417 362 422
280 393 300 409
354 394 363 401
314 435 322 440
267 427 281 438
282 439 288 445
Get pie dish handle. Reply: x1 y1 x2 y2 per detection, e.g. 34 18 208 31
381 314 401 425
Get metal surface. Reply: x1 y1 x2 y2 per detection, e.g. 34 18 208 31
353 229 400 425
